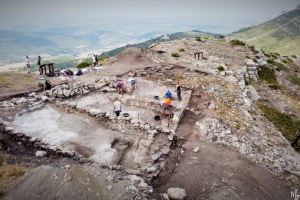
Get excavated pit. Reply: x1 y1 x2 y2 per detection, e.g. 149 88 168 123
11 104 130 165
74 93 162 127
1 76 191 172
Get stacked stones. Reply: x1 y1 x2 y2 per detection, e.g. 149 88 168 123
235 68 247 90
246 59 259 81
42 77 116 99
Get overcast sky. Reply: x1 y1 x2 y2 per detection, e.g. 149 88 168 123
0 0 299 33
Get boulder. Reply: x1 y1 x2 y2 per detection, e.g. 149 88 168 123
63 89 71 97
167 187 187 200
35 150 47 157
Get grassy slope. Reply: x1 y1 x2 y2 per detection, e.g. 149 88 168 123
100 31 221 59
232 7 300 56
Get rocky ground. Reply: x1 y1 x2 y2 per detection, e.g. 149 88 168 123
0 37 300 200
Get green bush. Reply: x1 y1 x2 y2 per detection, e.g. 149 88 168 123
282 57 294 64
217 66 225 72
257 102 300 146
267 59 275 64
273 61 287 71
77 61 91 69
258 65 280 89
249 45 259 53
289 74 300 86
171 52 180 58
179 48 185 52
195 37 203 42
292 55 297 58
230 39 245 46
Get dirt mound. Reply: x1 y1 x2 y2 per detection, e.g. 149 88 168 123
116 48 146 62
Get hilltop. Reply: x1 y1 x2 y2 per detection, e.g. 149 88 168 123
232 6 300 56
0 36 300 199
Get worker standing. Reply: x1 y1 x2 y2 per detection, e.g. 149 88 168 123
37 56 42 75
113 100 122 117
25 56 31 73
176 81 182 101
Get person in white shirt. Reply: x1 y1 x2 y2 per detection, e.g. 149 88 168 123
92 55 97 66
25 56 31 73
128 77 137 90
113 100 122 116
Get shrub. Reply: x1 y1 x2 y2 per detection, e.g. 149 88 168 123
257 102 300 147
273 61 287 71
179 48 185 52
267 59 275 64
171 52 180 58
292 55 297 58
282 57 294 64
77 61 91 69
269 84 281 90
217 66 225 72
289 74 300 86
249 45 259 53
258 65 280 89
220 35 225 39
230 39 245 46
195 37 203 42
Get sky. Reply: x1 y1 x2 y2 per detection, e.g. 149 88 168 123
0 0 299 33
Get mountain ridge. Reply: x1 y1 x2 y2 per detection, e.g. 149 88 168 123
232 6 300 55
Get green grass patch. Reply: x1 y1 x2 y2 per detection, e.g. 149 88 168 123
217 66 225 72
0 73 13 87
257 102 300 147
179 48 185 52
77 61 92 69
289 74 300 86
171 52 180 58
230 39 245 46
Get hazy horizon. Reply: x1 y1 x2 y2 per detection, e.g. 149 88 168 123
0 0 299 34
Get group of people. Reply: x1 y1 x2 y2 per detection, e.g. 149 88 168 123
113 79 182 118
25 54 100 75
162 82 181 117
24 55 43 74
116 77 137 94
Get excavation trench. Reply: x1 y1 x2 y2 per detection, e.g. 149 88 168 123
11 104 131 165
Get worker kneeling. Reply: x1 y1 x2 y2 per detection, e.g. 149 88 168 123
116 80 126 94
162 98 174 118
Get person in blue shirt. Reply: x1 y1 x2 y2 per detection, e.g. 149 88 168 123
165 90 173 99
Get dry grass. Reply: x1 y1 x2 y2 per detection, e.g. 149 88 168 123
0 73 14 87
0 72 41 99
0 160 27 196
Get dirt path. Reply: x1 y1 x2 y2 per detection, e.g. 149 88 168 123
153 97 291 200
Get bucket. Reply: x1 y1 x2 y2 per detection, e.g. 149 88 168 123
154 115 161 121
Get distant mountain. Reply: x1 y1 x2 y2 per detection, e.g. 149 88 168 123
232 6 300 56
0 28 160 64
